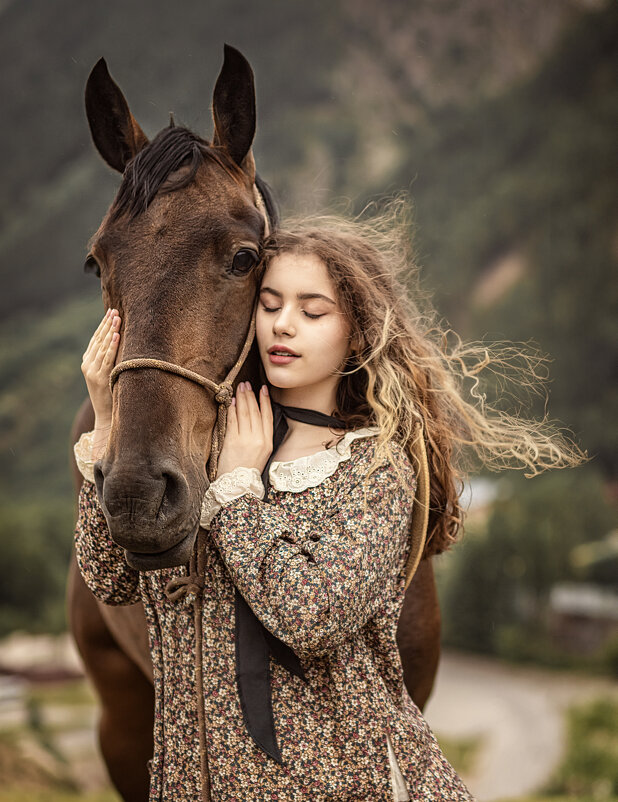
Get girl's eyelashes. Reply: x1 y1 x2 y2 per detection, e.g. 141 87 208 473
260 304 324 320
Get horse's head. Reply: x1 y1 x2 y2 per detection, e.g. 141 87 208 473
84 46 271 570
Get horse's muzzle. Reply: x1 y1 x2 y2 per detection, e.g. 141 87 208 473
124 524 199 571
94 458 201 569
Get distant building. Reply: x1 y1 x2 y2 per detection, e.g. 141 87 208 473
548 583 618 654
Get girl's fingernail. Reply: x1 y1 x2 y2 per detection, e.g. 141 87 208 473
231 397 236 406
239 383 245 392
246 381 252 391
261 385 268 396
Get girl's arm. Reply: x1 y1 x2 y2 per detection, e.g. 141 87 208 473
74 469 141 606
74 310 140 605
207 442 416 660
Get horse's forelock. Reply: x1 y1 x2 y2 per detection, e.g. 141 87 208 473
108 126 246 223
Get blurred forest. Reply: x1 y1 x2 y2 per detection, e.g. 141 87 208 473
0 0 616 667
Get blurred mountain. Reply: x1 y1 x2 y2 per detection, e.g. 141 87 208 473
0 0 592 318
0 0 616 622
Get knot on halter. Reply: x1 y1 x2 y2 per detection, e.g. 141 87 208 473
214 381 234 405
164 574 204 602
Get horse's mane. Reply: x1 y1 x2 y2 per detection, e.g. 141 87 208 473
109 124 279 230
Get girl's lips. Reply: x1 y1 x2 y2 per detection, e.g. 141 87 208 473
268 353 300 365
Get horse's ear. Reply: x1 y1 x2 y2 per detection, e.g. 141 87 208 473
85 58 149 173
212 44 256 178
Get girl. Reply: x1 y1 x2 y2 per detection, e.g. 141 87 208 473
75 208 585 801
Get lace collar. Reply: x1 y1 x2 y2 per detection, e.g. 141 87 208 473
268 426 380 493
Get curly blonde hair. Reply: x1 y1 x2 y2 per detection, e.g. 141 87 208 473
257 199 588 558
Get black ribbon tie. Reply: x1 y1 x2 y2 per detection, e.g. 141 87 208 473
234 400 348 763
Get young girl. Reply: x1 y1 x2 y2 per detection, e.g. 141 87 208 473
75 209 584 801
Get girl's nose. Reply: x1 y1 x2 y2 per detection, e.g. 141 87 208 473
272 310 295 337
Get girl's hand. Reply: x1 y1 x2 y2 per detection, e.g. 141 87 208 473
215 382 273 478
81 308 121 432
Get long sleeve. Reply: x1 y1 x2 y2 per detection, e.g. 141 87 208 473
207 442 416 659
200 466 265 529
74 480 141 606
74 430 98 484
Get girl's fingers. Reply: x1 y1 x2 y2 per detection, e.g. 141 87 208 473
92 309 113 343
226 397 238 434
244 383 262 432
235 382 250 436
84 310 114 362
93 315 121 368
102 331 120 364
93 324 115 368
260 386 273 437
93 309 112 341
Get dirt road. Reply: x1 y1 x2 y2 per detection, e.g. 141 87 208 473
2 635 617 799
424 650 618 801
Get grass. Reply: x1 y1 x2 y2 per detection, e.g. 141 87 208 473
436 732 483 776
26 680 96 709
498 696 618 802
1 684 616 801
541 697 618 800
498 798 612 802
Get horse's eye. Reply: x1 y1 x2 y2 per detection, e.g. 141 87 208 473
84 255 101 278
231 248 259 275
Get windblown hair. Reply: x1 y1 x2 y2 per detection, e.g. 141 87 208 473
257 199 588 558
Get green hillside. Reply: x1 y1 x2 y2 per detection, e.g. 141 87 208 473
0 1 616 634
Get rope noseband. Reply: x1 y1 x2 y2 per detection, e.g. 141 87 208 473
109 308 256 483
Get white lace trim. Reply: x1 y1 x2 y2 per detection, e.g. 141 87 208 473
200 467 265 529
77 426 381 526
268 425 380 492
74 430 97 484
199 426 380 529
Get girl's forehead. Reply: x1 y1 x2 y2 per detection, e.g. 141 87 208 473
261 252 334 293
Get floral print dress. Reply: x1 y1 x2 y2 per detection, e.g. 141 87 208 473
74 426 474 801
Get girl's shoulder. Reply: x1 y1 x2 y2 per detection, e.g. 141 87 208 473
268 426 414 493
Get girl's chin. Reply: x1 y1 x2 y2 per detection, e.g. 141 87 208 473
265 378 302 390
264 374 312 394
264 368 303 385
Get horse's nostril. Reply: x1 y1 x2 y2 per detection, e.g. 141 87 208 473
159 470 184 522
94 459 192 540
93 462 105 500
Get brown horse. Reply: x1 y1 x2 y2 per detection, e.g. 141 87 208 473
68 45 441 802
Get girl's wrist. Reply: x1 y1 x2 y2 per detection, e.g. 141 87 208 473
93 417 112 432
91 419 112 461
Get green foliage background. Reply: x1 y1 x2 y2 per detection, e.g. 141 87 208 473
0 0 616 638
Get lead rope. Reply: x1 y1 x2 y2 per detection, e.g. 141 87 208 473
193 530 210 801
111 303 257 802
108 186 270 801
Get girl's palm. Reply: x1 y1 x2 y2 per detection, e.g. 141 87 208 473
81 309 121 423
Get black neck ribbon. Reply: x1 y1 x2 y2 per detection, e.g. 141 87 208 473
234 400 348 763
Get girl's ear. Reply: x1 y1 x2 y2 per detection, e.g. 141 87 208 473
349 334 363 356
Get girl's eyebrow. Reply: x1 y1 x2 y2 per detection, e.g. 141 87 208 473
260 286 336 305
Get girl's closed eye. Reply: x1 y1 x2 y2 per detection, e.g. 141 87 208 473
260 304 325 320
